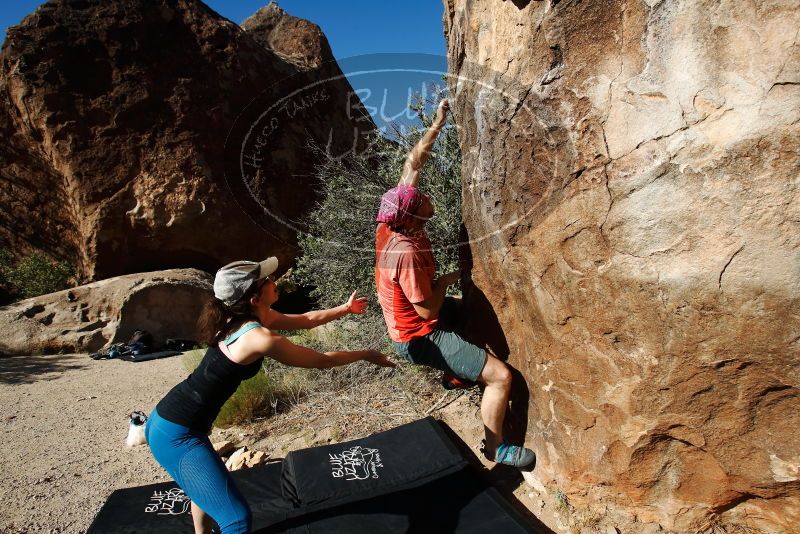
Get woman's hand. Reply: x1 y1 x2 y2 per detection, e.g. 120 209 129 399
345 290 368 314
365 349 396 368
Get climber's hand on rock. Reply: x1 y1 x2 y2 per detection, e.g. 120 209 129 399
435 98 450 127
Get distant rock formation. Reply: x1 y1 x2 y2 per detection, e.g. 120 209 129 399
0 0 373 281
0 268 212 355
242 3 331 70
445 0 799 531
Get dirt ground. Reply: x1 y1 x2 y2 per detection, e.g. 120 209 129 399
0 352 644 534
0 354 179 533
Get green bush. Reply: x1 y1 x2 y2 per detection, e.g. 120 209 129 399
0 248 73 300
293 91 462 351
0 248 12 273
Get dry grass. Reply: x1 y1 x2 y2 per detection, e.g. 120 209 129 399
554 488 570 514
254 355 448 441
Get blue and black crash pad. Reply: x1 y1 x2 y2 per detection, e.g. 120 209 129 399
87 417 545 533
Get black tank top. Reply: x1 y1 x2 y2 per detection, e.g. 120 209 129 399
156 335 263 432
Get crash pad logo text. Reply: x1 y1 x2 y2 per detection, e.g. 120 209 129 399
329 445 383 481
144 487 191 515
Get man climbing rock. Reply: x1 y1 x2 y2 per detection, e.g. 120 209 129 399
374 98 535 468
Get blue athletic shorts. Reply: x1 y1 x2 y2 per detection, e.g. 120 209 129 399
394 328 487 382
145 408 251 534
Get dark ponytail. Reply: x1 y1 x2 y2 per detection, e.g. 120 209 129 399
196 286 260 345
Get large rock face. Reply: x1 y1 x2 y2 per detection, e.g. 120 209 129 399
445 0 799 531
0 268 212 355
0 0 372 280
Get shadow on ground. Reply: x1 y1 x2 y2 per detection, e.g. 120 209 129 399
436 421 554 534
0 353 89 385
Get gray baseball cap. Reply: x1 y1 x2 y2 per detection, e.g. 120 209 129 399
213 257 279 306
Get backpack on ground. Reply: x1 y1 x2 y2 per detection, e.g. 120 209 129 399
127 330 153 353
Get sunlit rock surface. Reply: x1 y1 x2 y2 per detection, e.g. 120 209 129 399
0 268 212 355
445 0 799 530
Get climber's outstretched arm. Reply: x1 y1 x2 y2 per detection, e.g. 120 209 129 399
398 99 449 187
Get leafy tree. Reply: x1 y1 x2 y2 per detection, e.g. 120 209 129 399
0 248 74 300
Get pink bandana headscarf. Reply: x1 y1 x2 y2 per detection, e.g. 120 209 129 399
376 185 424 229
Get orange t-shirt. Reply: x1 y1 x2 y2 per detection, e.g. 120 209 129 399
375 223 438 342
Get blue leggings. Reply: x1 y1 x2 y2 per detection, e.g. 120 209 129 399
146 409 251 533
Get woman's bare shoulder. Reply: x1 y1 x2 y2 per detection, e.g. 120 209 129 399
247 325 282 349
227 325 282 364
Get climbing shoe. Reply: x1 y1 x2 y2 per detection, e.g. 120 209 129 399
441 372 476 390
483 440 536 469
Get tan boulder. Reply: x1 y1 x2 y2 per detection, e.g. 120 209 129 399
0 268 211 355
241 3 332 70
225 447 249 472
246 450 269 468
445 0 799 531
0 0 374 281
225 447 270 471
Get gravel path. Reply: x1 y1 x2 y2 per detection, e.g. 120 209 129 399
0 353 186 533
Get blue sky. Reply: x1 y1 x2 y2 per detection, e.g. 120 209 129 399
0 1 448 130
205 1 450 130
205 1 446 59
1 1 446 56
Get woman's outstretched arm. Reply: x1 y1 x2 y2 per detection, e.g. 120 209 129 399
265 290 367 331
223 324 395 369
266 334 395 369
